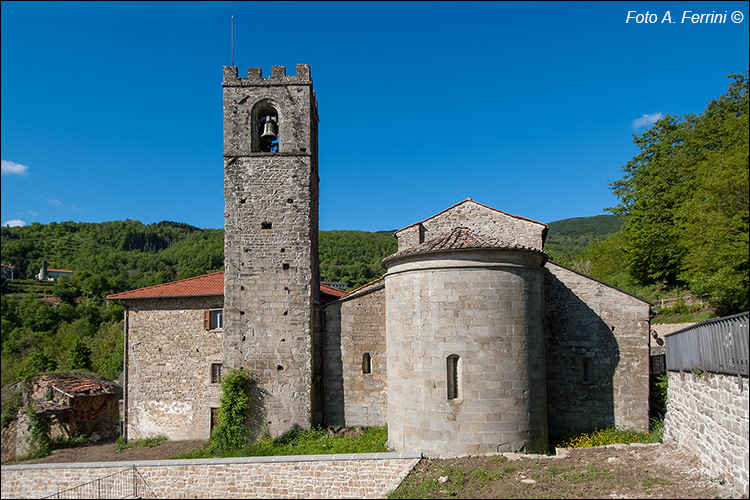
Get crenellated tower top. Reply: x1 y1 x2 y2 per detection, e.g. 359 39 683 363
222 64 312 86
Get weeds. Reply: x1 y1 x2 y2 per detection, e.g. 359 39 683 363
553 421 663 449
642 476 674 488
173 425 388 459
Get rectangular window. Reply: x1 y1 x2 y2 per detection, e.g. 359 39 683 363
206 309 223 330
211 362 223 384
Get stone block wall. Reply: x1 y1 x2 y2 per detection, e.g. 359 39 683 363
222 65 319 437
322 282 387 427
385 250 548 457
395 200 546 251
664 371 749 497
544 263 650 435
0 453 421 499
125 296 223 441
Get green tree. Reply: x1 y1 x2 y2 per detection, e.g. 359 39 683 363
610 71 749 313
20 348 57 379
69 337 93 371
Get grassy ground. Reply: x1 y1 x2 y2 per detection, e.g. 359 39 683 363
172 425 388 459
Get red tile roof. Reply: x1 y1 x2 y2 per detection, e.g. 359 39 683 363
394 198 547 235
107 271 225 300
37 373 119 396
107 271 347 300
320 283 347 298
343 276 385 297
47 268 73 273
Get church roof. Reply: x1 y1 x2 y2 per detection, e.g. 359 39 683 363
394 198 547 235
384 227 546 263
107 271 346 301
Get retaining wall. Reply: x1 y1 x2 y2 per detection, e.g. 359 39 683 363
664 370 749 497
0 452 421 499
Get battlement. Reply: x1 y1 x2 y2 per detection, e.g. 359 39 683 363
223 64 312 86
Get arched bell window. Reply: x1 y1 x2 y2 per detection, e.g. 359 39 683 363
251 100 279 153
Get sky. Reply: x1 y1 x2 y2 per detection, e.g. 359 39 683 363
1 1 748 232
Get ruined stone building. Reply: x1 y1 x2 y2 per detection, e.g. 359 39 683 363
107 64 652 457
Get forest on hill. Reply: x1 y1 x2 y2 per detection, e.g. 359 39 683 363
1 71 746 393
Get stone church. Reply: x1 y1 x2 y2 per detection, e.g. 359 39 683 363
107 64 652 458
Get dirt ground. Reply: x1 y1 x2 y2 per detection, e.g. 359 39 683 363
10 438 205 465
8 440 743 499
392 443 743 499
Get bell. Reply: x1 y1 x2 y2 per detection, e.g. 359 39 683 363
261 117 277 141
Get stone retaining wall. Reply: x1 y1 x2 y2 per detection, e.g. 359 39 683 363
664 370 749 497
0 452 421 499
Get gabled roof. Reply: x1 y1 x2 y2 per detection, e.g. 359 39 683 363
394 198 547 235
107 271 224 300
384 227 546 265
107 271 347 301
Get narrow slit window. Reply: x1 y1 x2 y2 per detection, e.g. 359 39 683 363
447 354 460 400
362 353 371 374
582 358 593 384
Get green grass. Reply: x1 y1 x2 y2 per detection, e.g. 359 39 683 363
172 425 388 459
642 476 674 488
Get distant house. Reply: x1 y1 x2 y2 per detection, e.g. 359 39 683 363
35 260 73 281
39 296 62 307
0 372 121 462
321 281 348 291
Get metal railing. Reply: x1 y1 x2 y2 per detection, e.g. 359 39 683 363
665 311 749 376
43 466 156 499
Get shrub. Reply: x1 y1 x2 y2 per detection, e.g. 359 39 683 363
209 368 252 453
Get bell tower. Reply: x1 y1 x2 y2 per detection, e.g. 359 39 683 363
222 64 319 437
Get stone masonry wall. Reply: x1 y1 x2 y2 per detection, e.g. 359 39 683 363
395 200 546 252
0 453 421 499
125 296 223 441
322 284 387 427
664 371 749 497
222 64 319 437
385 250 548 457
544 263 650 435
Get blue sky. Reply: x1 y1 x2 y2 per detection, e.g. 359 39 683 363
2 1 748 231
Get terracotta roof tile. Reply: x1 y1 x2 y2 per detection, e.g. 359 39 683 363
107 271 225 299
37 373 119 396
320 284 347 298
385 227 546 263
47 268 73 273
108 271 347 301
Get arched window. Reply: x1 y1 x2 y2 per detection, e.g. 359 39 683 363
362 353 371 374
251 100 279 153
447 354 461 400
